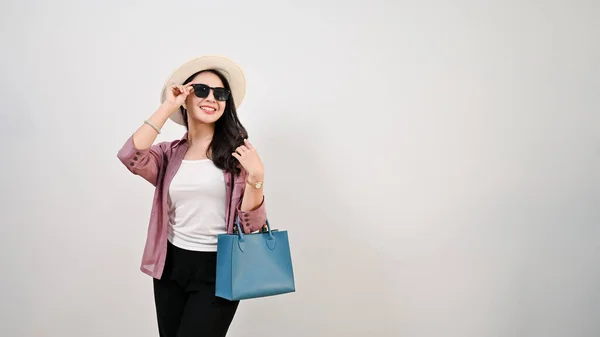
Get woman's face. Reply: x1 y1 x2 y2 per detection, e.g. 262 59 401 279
184 71 227 125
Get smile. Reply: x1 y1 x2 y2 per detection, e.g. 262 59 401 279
200 106 216 113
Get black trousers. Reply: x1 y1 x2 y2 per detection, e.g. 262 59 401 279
153 241 240 337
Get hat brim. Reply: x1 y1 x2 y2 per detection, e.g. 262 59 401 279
160 55 246 126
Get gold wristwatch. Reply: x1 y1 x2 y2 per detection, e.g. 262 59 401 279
246 178 263 189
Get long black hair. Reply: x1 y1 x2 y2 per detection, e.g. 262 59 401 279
180 69 248 175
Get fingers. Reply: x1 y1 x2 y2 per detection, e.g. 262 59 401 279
178 85 187 96
232 145 248 161
244 138 254 149
183 84 195 96
171 85 182 96
237 139 254 153
238 144 250 154
233 141 257 160
171 84 193 96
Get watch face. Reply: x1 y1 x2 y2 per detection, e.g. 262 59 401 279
256 182 263 188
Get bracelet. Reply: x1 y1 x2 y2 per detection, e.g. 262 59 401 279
144 120 161 134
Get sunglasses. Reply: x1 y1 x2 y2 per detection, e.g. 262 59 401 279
190 83 231 101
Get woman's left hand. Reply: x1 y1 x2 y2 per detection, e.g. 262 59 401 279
232 139 264 180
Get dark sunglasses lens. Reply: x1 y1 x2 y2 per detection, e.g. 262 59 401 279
192 84 230 101
193 84 210 98
213 88 230 101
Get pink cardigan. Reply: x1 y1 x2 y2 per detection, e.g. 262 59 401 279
117 133 267 279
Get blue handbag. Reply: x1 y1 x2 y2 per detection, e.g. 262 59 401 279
215 218 296 301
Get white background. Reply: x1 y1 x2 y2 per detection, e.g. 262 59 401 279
1 0 599 336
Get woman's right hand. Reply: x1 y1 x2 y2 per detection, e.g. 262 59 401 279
131 83 194 152
164 84 194 110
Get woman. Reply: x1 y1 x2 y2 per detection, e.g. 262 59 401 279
117 56 267 337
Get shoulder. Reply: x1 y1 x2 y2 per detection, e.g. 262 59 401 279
154 137 187 155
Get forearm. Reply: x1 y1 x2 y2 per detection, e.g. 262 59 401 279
132 102 179 150
240 174 264 211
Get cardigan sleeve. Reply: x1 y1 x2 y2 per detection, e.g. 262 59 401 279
117 134 164 186
236 195 267 233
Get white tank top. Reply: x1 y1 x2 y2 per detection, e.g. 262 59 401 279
167 159 227 251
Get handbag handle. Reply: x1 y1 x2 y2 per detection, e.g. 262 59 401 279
234 217 274 241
